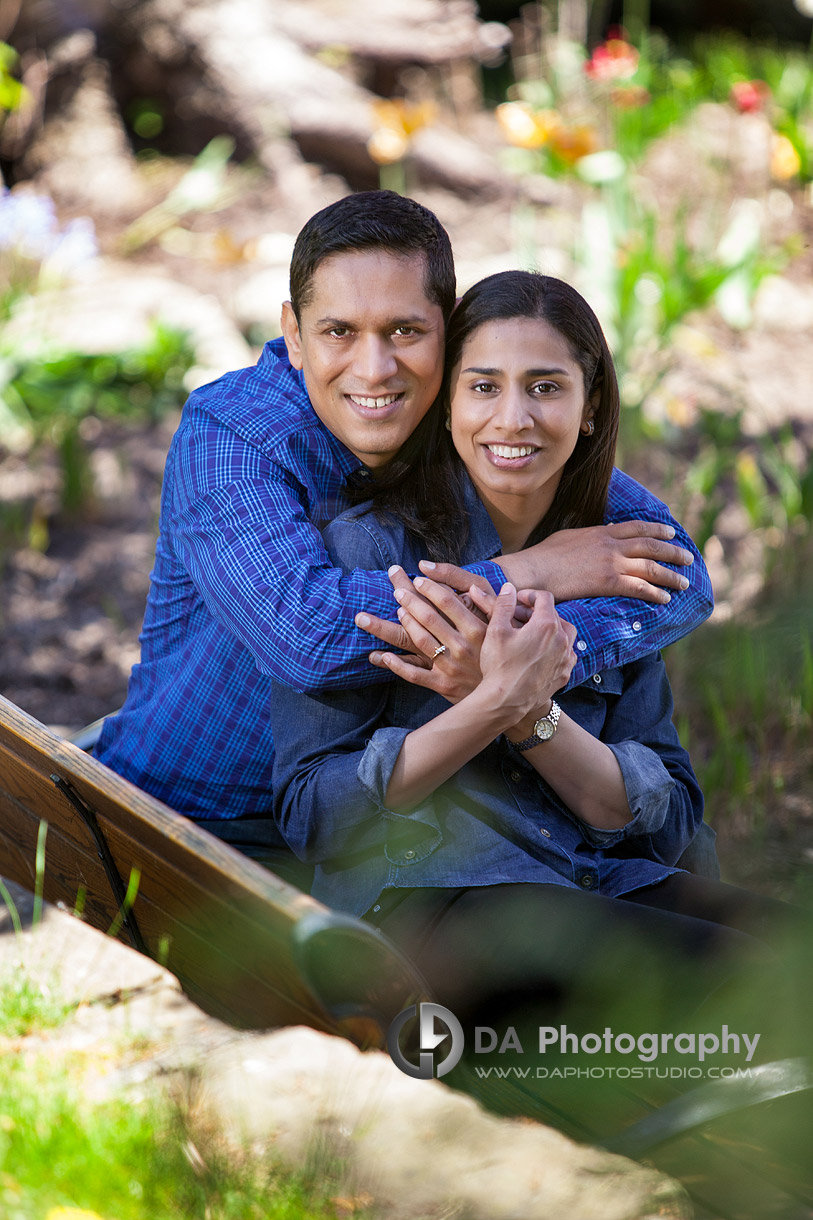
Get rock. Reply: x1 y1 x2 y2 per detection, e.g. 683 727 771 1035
274 0 511 66
23 56 145 216
193 1026 691 1220
753 275 813 334
2 260 253 385
1 876 689 1218
117 0 519 200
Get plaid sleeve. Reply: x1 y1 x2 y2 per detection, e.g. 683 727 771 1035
557 468 713 688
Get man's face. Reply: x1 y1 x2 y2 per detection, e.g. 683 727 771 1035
281 248 445 469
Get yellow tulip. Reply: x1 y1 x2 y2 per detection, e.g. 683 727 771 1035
770 134 801 181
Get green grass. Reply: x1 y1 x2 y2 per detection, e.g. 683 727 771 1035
0 1048 356 1220
664 532 813 897
0 981 366 1220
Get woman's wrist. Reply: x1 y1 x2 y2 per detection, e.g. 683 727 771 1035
504 699 553 743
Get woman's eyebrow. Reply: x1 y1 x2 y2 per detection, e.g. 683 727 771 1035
461 366 570 376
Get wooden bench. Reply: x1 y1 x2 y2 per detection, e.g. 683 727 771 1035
2 691 811 1219
0 693 428 1047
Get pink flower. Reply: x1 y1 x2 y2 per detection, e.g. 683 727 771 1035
585 38 639 82
730 80 771 114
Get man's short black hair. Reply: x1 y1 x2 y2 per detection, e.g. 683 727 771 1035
289 190 456 324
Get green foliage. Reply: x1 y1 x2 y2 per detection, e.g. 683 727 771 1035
0 1046 357 1220
0 322 194 436
0 323 195 521
666 534 813 838
0 42 26 115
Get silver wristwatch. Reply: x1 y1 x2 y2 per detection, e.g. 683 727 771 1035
513 700 562 751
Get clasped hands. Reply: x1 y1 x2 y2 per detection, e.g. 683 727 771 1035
354 520 695 707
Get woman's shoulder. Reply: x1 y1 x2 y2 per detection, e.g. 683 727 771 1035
323 503 418 573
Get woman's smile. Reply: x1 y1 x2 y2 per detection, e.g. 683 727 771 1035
449 316 592 550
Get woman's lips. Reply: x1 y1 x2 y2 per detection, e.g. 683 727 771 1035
482 442 541 468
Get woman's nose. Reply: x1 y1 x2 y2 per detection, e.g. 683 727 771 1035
352 333 398 385
493 388 535 432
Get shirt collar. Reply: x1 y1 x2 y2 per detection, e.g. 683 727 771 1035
457 471 504 565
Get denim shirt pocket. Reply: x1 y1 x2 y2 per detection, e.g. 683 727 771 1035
383 805 443 866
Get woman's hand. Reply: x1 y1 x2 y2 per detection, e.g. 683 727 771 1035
477 584 577 723
363 568 489 703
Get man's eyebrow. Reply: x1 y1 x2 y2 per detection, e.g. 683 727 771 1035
314 314 432 328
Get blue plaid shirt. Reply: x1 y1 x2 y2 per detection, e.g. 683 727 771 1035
96 338 713 820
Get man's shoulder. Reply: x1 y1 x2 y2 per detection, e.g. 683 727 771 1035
184 337 323 453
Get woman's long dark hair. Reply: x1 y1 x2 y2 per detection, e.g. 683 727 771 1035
353 270 620 562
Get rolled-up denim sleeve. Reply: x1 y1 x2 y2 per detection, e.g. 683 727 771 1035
576 652 703 863
270 516 437 862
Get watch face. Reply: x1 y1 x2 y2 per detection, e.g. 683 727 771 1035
534 718 555 741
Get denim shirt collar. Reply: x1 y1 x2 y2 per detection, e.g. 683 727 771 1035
454 472 505 567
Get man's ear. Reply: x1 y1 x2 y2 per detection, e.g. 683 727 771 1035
281 301 304 370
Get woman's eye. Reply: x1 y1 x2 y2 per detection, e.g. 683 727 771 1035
471 380 497 394
531 381 558 395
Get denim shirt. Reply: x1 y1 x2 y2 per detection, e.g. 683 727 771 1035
270 475 705 918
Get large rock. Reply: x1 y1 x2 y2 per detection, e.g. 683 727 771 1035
2 260 253 387
193 1026 691 1220
1 877 690 1220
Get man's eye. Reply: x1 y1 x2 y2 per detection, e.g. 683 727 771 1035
393 325 419 337
327 326 351 338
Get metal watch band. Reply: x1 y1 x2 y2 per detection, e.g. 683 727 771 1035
513 700 562 752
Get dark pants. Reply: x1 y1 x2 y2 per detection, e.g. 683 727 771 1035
363 876 807 1059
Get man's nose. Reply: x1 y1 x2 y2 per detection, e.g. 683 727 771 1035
352 333 398 384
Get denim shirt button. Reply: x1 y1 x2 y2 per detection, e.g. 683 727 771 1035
372 904 381 913
403 850 416 860
576 640 587 652
539 827 551 838
509 771 522 782
592 674 602 685
632 621 642 632
579 874 595 888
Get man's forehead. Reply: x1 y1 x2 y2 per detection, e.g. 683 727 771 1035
304 248 436 315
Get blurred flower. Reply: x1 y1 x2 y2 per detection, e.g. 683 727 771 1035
770 134 801 180
610 84 651 108
0 188 56 257
45 1209 110 1220
496 101 559 150
585 38 639 81
792 0 813 15
367 99 436 165
576 149 626 183
549 123 599 164
729 80 771 114
45 218 99 274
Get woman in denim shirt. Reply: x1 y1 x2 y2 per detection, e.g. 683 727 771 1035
270 271 794 1039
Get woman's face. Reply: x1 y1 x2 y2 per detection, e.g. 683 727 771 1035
449 316 594 530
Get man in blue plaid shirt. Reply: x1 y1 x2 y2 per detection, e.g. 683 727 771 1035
96 191 712 879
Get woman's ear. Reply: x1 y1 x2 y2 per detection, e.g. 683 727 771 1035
580 382 601 433
281 301 304 370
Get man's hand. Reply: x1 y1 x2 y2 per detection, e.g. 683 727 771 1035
421 522 694 605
